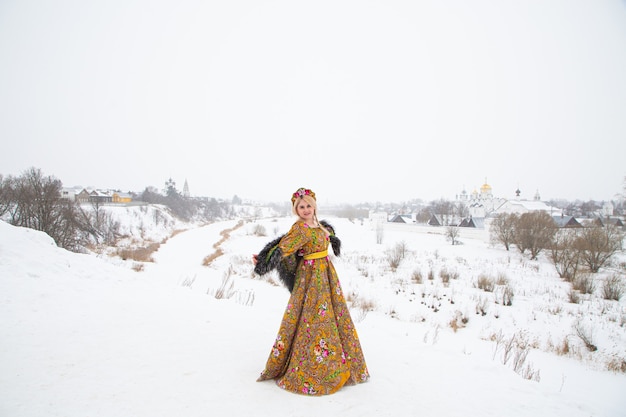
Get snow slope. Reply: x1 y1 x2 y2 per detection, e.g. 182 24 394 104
1 217 625 417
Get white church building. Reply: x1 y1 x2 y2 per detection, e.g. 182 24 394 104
456 181 562 220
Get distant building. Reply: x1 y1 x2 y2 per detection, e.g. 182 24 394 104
369 211 388 224
496 199 562 216
389 214 413 224
112 192 133 203
457 180 507 218
61 187 82 201
459 217 485 228
552 215 582 228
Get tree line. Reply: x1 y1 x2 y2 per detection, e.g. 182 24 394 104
490 211 624 280
0 168 230 252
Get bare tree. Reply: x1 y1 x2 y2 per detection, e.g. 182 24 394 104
490 212 518 251
446 225 461 245
575 225 623 273
5 167 84 250
513 211 557 260
429 199 456 226
550 229 582 281
375 222 384 244
0 174 14 217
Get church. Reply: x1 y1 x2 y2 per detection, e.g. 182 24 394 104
454 180 562 225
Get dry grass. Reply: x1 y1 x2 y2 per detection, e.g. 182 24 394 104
131 263 145 272
449 310 469 332
202 248 224 266
554 337 571 356
476 273 495 292
202 221 243 266
411 269 423 284
116 242 161 263
439 268 459 286
606 356 626 373
347 292 377 322
212 268 236 299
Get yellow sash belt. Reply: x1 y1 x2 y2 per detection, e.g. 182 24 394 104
303 249 328 260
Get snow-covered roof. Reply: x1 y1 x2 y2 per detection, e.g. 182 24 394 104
496 199 562 216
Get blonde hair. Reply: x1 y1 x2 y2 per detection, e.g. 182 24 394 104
292 194 330 236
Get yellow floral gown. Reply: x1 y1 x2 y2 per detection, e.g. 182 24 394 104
257 220 370 395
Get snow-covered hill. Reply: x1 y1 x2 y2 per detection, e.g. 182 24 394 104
1 217 625 417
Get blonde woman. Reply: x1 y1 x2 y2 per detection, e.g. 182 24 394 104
253 187 369 395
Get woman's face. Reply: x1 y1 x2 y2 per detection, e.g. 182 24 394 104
295 199 315 224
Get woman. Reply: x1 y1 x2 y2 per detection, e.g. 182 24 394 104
253 187 369 395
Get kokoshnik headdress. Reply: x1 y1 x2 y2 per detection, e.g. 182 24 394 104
291 187 316 205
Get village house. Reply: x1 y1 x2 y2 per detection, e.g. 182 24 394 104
71 188 133 204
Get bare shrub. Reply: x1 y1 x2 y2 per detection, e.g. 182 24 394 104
439 269 450 286
568 289 581 304
501 334 517 366
475 296 488 316
496 284 514 306
252 224 267 236
573 273 596 295
493 331 540 381
476 274 495 292
412 269 423 284
396 240 409 258
602 274 625 301
574 321 597 352
350 295 377 322
427 269 435 281
512 341 530 373
386 242 407 271
554 337 571 356
520 364 541 381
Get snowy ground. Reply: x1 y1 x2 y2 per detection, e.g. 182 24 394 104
1 214 625 417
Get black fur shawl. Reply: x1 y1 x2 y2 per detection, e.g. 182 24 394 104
253 220 341 292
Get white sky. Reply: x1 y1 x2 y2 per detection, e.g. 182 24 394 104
1 0 625 204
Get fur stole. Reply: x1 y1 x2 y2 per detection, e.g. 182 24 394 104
253 220 341 292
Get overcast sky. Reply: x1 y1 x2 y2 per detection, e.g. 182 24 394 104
1 0 625 205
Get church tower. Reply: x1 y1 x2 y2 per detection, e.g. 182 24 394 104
479 178 493 200
183 179 190 198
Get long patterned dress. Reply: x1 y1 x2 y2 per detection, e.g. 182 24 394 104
257 220 370 395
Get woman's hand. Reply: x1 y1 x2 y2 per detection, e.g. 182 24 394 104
252 254 258 265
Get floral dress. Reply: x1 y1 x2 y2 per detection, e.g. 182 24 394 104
257 220 369 395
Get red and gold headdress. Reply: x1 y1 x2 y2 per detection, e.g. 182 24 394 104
291 187 316 204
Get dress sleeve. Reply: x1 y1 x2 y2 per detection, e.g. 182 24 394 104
278 221 308 257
